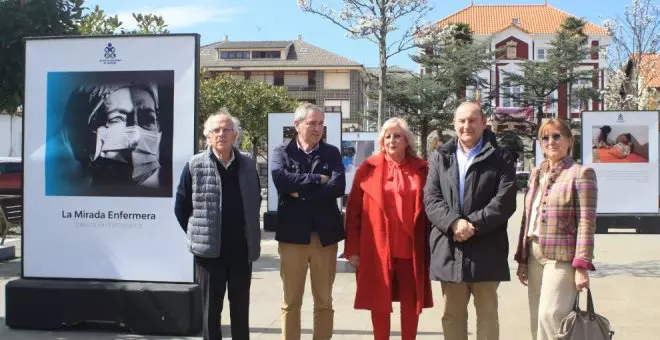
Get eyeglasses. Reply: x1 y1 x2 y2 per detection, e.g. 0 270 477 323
210 127 234 136
541 133 562 144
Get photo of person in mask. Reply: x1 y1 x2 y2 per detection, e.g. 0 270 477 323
45 72 174 197
84 83 162 187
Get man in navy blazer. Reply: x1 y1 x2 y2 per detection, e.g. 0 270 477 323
270 102 345 340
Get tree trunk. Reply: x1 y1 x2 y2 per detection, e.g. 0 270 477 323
419 119 429 159
536 104 544 132
377 2 387 130
378 40 387 130
251 136 259 161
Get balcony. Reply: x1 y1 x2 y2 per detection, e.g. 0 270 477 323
281 84 316 91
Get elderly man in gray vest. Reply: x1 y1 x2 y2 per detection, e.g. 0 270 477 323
174 111 262 340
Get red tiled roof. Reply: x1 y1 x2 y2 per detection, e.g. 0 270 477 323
435 4 608 35
639 54 660 88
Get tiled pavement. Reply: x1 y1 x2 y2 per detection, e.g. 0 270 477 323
1 193 660 339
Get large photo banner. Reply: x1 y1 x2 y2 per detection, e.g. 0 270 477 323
582 111 659 214
341 132 377 195
23 35 199 283
266 112 341 212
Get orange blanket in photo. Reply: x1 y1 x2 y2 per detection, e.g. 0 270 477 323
596 148 648 163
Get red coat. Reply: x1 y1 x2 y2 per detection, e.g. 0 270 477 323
344 153 433 314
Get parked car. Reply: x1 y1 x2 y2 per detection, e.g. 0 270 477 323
0 157 22 195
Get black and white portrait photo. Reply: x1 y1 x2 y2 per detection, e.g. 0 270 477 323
45 70 174 197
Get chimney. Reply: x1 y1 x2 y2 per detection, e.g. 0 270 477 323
224 35 229 42
297 34 303 41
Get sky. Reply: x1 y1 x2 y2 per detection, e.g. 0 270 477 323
87 0 634 71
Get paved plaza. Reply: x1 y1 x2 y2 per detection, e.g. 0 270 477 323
1 193 659 339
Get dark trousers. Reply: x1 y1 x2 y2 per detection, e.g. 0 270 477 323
195 256 252 340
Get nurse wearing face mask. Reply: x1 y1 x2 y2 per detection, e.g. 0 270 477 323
88 84 162 188
54 82 165 196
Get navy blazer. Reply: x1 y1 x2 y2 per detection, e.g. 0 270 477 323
270 138 346 246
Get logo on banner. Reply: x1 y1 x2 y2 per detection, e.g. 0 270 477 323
100 42 121 65
617 113 625 122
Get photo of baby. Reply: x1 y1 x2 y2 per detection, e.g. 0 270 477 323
592 124 649 163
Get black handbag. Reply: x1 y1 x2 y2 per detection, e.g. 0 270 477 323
557 288 615 340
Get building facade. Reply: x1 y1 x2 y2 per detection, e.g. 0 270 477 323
430 3 611 129
200 35 368 131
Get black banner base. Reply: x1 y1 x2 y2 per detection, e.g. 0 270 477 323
5 278 202 336
596 214 660 234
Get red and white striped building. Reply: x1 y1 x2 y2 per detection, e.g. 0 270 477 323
428 3 611 127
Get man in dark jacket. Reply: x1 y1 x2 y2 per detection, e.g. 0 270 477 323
424 101 516 340
174 112 262 340
271 102 345 340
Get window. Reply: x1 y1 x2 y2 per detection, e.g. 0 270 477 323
308 71 316 87
324 72 350 90
251 72 274 85
220 51 250 59
506 41 518 59
274 71 284 86
324 99 350 119
501 85 522 107
0 162 21 174
465 86 485 104
252 51 281 59
570 78 592 112
537 48 547 60
284 72 309 90
544 91 557 113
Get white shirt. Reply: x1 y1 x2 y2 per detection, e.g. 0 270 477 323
456 138 483 210
527 173 545 238
212 149 235 169
296 137 319 155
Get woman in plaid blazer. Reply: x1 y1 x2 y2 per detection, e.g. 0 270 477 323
514 118 598 340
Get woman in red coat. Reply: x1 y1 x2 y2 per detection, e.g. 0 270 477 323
344 117 433 340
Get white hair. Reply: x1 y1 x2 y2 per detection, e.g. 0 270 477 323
203 110 241 147
376 117 418 157
294 102 324 122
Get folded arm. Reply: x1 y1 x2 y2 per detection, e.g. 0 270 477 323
298 148 346 201
270 146 322 194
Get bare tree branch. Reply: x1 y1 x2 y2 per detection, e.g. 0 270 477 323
298 0 432 128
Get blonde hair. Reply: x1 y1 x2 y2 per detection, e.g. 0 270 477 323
537 118 572 142
376 117 418 157
538 118 573 158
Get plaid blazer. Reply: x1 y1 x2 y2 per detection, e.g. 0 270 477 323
514 156 598 270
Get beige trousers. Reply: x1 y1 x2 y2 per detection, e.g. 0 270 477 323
440 281 500 340
527 238 578 340
278 233 338 340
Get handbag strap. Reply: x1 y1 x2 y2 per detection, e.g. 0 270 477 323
586 288 596 321
572 288 597 321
